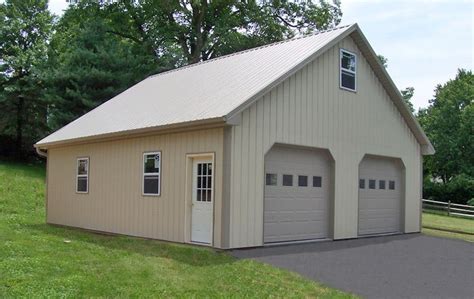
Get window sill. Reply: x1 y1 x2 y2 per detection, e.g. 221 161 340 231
339 86 357 93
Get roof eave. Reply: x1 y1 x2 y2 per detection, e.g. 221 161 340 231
34 117 226 149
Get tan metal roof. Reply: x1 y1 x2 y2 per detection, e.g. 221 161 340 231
36 23 433 154
36 25 353 146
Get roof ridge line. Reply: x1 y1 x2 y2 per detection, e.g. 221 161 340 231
148 23 354 80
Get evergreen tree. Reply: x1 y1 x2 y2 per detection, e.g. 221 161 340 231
0 0 53 158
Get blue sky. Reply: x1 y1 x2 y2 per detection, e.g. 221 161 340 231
44 0 474 110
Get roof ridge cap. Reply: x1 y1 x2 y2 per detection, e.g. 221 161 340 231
148 24 354 80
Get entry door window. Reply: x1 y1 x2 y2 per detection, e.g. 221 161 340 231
196 162 212 202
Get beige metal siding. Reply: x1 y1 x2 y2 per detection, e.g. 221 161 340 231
47 128 224 248
227 35 422 248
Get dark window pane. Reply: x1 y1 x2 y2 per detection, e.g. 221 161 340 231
266 173 277 186
359 179 365 189
77 177 88 192
379 180 386 189
198 164 202 175
203 163 208 176
208 163 212 175
144 154 160 173
197 177 202 188
369 179 376 189
313 176 322 187
341 51 356 71
78 159 88 175
197 190 201 201
298 175 308 187
207 176 212 189
206 190 212 202
144 175 159 194
282 175 293 186
389 180 395 190
341 71 355 90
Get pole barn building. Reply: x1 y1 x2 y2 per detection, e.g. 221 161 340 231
35 24 434 249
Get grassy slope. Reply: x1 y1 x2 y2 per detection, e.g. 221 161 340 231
422 212 474 242
0 161 354 298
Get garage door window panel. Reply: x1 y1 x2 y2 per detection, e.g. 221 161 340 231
266 173 277 186
389 180 396 190
359 179 365 189
298 175 308 187
313 176 322 187
369 179 376 189
283 174 293 186
379 180 386 189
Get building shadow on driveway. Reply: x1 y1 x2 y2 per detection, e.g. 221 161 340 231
232 234 422 258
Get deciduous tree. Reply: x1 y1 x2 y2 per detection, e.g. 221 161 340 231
0 0 53 158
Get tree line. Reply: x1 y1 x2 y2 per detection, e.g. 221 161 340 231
1 1 472 204
0 0 343 158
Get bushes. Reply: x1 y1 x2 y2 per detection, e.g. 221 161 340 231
423 174 474 205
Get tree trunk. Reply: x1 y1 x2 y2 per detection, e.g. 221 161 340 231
16 97 24 160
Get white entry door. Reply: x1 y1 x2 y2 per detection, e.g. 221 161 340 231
191 158 214 244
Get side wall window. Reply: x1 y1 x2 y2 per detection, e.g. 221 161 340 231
340 49 357 91
76 157 89 193
143 152 161 196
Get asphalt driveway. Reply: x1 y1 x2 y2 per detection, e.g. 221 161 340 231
232 234 473 299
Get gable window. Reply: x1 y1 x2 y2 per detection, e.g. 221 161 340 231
143 152 161 196
340 49 356 91
76 157 89 193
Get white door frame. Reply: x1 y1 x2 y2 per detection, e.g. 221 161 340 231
184 153 215 246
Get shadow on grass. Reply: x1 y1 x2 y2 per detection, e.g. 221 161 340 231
25 223 235 267
0 161 46 180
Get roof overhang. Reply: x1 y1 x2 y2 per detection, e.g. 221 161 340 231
35 117 226 149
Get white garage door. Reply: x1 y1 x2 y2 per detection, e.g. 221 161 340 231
358 156 403 236
264 145 331 243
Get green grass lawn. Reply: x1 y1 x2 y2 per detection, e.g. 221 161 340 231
422 212 474 242
0 161 354 298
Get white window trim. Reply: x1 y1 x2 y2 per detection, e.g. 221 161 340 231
142 151 161 196
339 48 357 92
76 157 89 194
